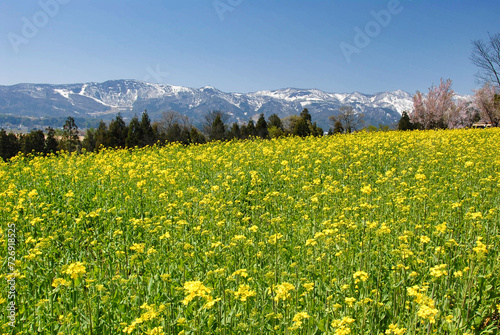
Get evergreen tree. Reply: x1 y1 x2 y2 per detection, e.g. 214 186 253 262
152 123 165 144
108 113 127 148
126 115 142 148
6 133 20 159
255 114 269 139
21 130 45 155
209 114 227 141
300 108 312 123
94 121 109 150
398 111 414 131
156 111 194 145
289 108 319 137
45 127 59 154
240 124 248 139
0 129 20 161
472 111 481 124
268 114 284 130
140 110 155 146
82 128 97 152
293 118 310 137
228 123 241 140
189 127 206 144
203 111 229 141
245 120 257 138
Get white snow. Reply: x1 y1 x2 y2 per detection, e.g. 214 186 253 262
79 84 88 95
54 89 72 99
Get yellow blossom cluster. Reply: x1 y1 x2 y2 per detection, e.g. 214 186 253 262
331 316 355 335
63 262 86 280
272 282 295 302
407 285 439 324
233 284 257 302
182 281 212 305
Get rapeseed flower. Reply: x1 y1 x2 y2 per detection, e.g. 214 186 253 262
272 282 294 302
52 278 70 288
268 233 283 244
182 281 212 305
353 271 369 283
385 323 406 334
331 317 355 335
473 237 488 256
429 264 447 278
234 284 256 302
64 262 86 279
289 312 310 330
130 243 146 253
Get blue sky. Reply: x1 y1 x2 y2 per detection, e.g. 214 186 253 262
0 0 498 95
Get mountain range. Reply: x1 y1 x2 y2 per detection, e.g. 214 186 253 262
0 80 416 130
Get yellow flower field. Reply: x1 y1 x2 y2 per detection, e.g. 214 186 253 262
1 129 499 334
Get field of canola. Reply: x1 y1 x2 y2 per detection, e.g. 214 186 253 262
1 129 500 335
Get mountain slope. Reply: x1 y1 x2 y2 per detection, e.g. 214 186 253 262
0 80 415 130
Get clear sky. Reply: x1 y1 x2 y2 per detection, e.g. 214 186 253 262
0 0 499 95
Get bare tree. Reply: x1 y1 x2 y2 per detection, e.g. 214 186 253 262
473 83 500 127
410 79 461 129
329 106 364 133
470 33 500 88
157 111 191 134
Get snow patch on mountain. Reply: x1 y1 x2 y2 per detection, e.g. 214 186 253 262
54 89 71 99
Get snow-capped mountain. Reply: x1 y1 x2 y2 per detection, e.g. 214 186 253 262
0 80 415 129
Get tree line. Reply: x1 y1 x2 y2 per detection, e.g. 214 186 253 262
0 127 59 161
0 104 386 161
0 108 327 161
398 33 500 131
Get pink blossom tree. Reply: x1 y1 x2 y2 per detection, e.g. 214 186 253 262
447 100 479 129
410 79 464 129
473 83 500 127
